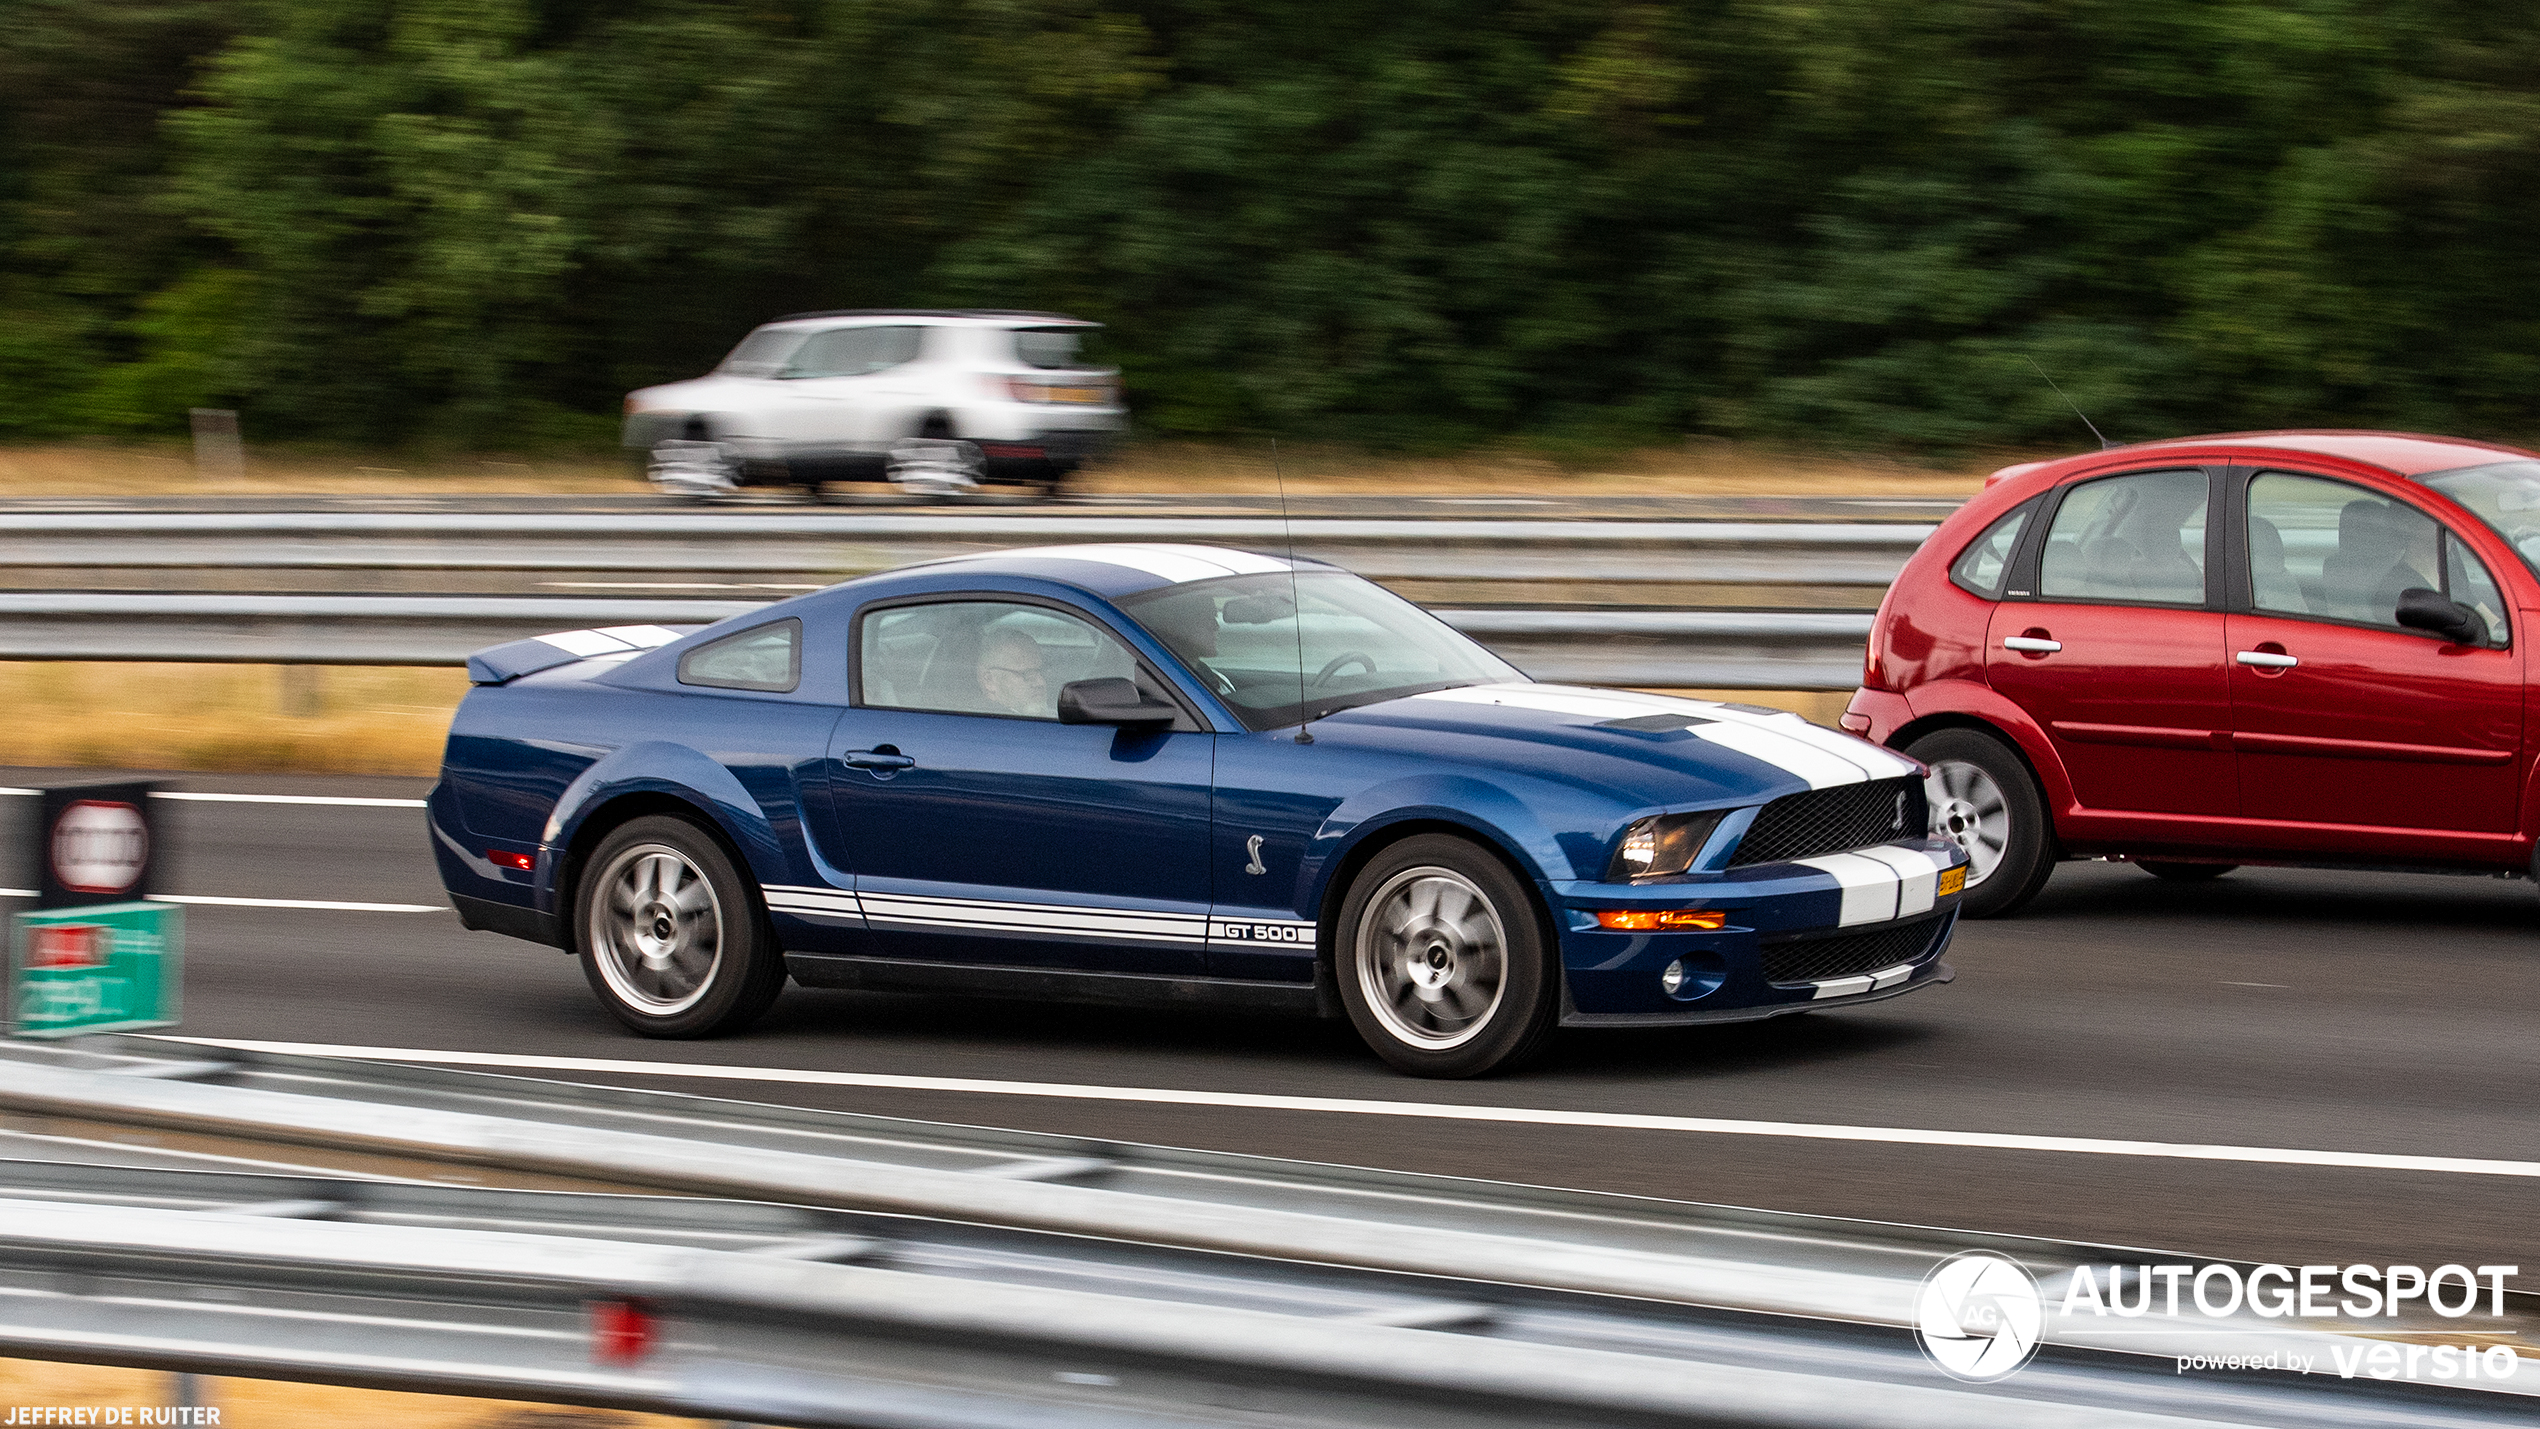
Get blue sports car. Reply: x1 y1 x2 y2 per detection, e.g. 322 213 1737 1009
431 543 1965 1076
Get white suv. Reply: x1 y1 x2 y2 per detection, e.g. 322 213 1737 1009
622 310 1125 498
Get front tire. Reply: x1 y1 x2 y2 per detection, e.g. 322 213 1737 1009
1335 834 1557 1078
1908 728 2057 918
575 815 784 1037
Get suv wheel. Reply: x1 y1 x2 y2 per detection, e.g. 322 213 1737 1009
1908 728 2057 918
575 815 785 1037
1335 834 1558 1077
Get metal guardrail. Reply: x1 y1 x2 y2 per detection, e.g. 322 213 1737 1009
0 594 1875 688
0 509 1923 685
0 1159 2286 1429
0 1035 2531 1429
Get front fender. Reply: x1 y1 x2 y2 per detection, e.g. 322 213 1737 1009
1301 772 1580 920
539 741 787 912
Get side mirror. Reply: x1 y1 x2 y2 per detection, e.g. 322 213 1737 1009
1057 677 1176 728
2395 587 2486 645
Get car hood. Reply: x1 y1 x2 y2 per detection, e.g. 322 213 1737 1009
1306 682 1922 809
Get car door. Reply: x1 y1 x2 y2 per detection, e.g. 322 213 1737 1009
2225 469 2524 836
1984 467 2238 820
822 595 1216 974
758 325 926 450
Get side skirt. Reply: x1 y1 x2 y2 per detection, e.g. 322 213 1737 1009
783 953 1320 1017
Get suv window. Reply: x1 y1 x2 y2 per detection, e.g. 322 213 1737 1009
1948 501 2035 599
677 619 800 692
2037 470 2208 606
2247 472 2508 642
784 325 924 379
860 600 1147 720
718 328 807 376
1013 325 1102 369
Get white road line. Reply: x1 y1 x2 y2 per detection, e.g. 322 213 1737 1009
1 788 424 808
0 890 442 911
148 895 447 913
152 792 428 808
159 1038 2540 1180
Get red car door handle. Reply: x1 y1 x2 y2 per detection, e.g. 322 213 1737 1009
2002 635 2061 653
2235 650 2299 669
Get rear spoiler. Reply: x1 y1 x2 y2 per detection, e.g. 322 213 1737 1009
466 625 699 685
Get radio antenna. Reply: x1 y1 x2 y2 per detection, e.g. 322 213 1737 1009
1273 437 1313 744
2024 356 2114 450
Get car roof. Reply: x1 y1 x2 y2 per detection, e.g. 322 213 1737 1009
762 310 1093 329
1989 429 2537 487
885 542 1327 602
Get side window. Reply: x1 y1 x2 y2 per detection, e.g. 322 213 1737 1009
1948 502 2035 599
859 601 1142 720
677 619 800 692
784 325 924 379
2245 473 2447 631
2037 469 2208 605
2444 537 2511 645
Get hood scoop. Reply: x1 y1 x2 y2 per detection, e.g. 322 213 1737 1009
1597 712 1717 738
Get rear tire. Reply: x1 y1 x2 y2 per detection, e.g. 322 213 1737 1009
574 815 784 1037
2139 860 2236 882
1335 834 1557 1078
1907 728 2057 918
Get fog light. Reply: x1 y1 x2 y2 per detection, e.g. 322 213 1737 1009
1661 960 1687 995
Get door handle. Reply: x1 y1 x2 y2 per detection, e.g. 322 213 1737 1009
2002 636 2062 653
2235 650 2299 669
841 748 915 770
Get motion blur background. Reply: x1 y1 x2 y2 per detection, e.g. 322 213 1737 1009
6 0 2540 457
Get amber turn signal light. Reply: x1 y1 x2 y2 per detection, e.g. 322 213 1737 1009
1596 909 1727 931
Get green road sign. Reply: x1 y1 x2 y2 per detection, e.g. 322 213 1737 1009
7 900 182 1039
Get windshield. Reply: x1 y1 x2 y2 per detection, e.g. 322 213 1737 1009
1119 570 1521 731
2417 460 2540 577
1012 325 1105 370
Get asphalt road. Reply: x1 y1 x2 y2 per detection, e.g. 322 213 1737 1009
8 765 2535 1272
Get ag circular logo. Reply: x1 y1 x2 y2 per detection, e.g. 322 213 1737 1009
1915 1250 2044 1382
51 800 149 896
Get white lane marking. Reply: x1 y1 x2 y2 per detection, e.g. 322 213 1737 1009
152 792 428 809
0 889 29 898
0 787 36 796
158 1038 2540 1180
147 895 446 913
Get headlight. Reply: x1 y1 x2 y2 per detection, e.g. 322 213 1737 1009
1605 810 1727 882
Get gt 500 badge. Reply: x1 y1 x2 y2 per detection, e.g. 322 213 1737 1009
1209 919 1314 943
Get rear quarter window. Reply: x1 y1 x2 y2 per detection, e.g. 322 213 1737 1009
678 619 801 692
1948 501 2036 599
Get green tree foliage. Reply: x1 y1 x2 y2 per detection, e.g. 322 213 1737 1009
5 0 2540 450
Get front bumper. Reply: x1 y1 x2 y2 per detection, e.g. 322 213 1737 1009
1552 836 1966 1024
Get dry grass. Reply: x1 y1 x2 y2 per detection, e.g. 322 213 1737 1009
0 437 1991 498
0 442 635 496
0 664 1848 777
1 1357 714 1429
0 663 466 776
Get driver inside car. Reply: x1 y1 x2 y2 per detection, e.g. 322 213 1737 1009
976 626 1053 717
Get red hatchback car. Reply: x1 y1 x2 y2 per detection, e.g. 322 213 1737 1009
1844 430 2540 916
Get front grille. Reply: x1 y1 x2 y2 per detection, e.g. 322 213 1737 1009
1728 775 1924 867
1761 917 1945 986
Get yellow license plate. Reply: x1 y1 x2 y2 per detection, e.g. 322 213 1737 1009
1049 386 1106 403
1937 864 1967 898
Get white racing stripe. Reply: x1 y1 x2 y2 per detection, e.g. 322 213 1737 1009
1792 851 1904 925
1854 845 1944 918
157 1037 2540 1180
941 542 1293 584
1409 683 1913 790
